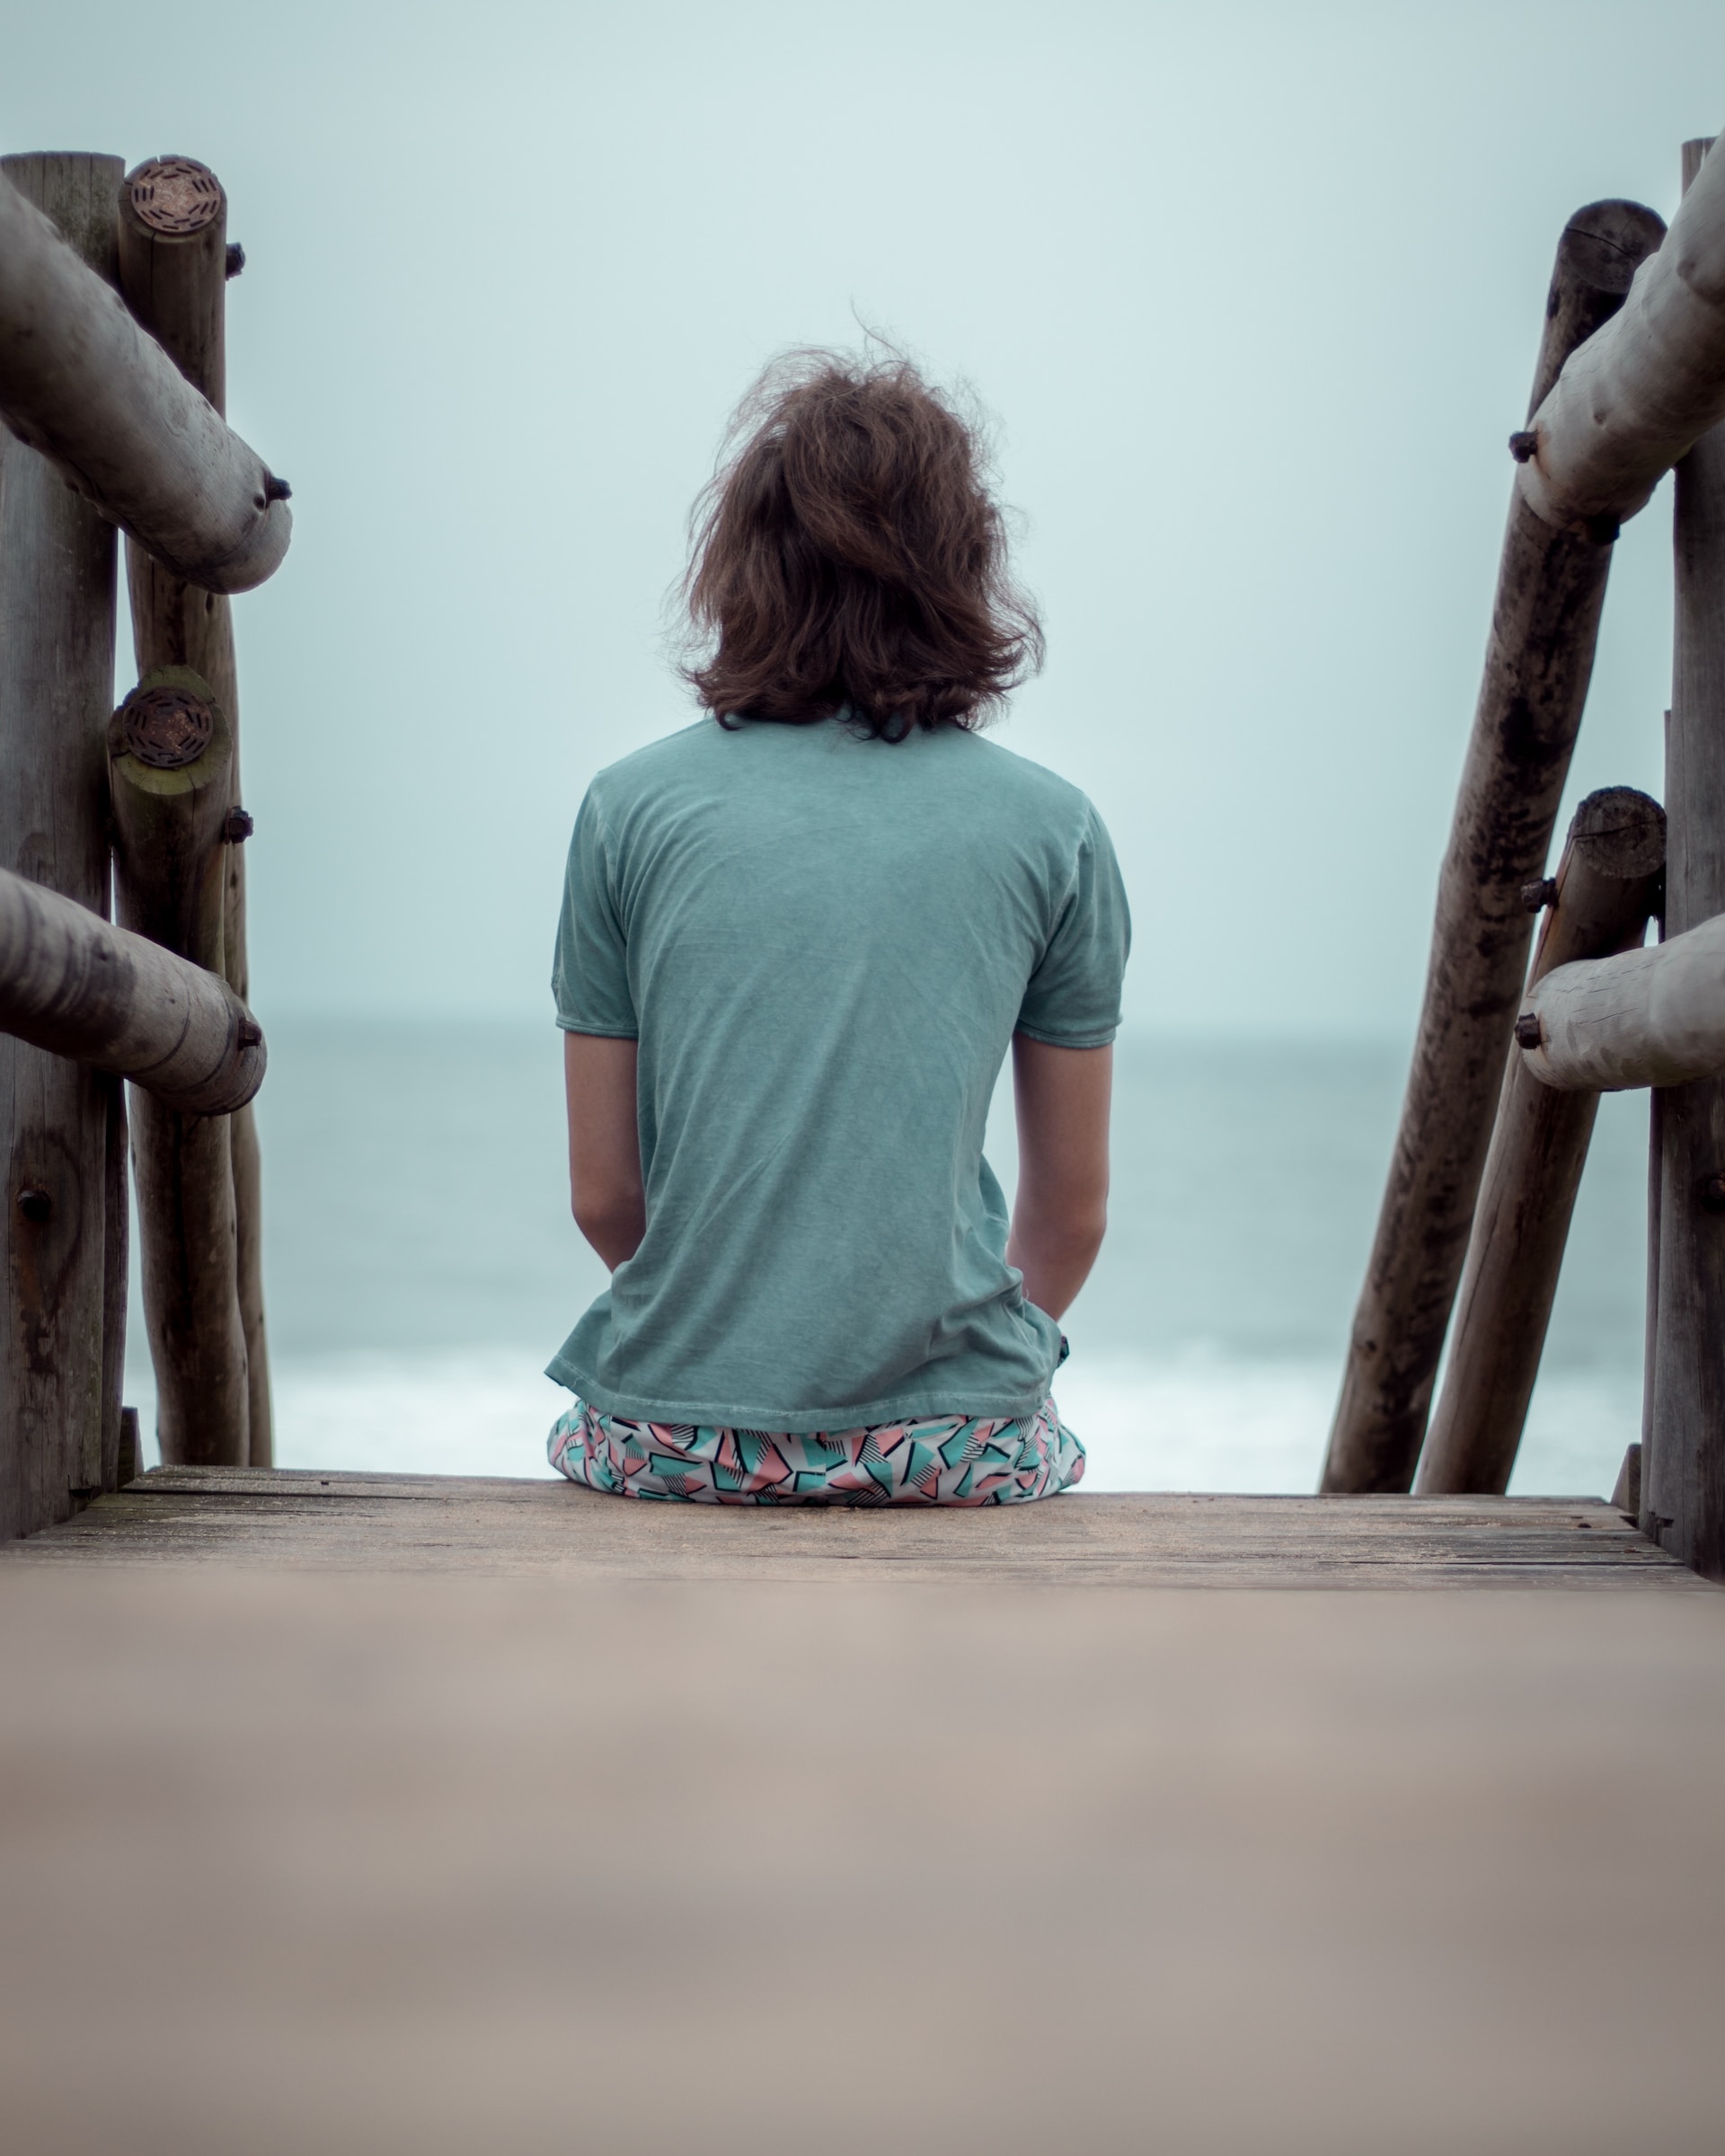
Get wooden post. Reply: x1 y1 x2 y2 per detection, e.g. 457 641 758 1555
0 154 124 1541
109 669 249 1466
1322 201 1667 1493
1415 790 1665 1494
0 164 290 592
1647 137 1725 1577
118 157 272 1464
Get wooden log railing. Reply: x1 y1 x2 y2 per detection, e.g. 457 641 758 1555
0 146 285 1535
1322 200 1666 1494
1519 132 1725 538
0 864 265 1115
1415 791 1666 1496
1517 909 1725 1091
0 163 290 593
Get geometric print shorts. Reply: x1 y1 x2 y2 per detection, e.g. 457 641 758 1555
547 1395 1084 1506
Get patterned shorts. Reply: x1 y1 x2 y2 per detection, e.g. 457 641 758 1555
547 1396 1084 1506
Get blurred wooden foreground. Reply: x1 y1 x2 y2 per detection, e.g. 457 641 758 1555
4 1476 1721 2153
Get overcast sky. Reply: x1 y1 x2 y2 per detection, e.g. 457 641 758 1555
8 1 1725 1034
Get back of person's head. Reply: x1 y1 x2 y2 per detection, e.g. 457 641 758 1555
683 351 1043 741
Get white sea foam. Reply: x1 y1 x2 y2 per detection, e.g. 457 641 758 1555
1057 1351 1640 1498
129 1345 1639 1500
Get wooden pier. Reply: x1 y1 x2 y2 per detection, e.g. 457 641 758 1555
4 1479 1721 2153
10 1463 1708 1584
6 134 1725 2155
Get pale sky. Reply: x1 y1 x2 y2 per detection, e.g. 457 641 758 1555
8 0 1724 1034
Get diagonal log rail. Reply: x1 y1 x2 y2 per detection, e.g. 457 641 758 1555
0 863 265 1117
1414 790 1666 1497
0 166 290 593
1323 200 1666 1493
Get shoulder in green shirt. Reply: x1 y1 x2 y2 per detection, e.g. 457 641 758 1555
549 715 1130 1432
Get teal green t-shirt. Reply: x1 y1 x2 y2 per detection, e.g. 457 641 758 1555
548 715 1130 1431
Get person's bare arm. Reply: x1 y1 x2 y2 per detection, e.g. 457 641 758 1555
564 1031 645 1269
1006 1035 1111 1321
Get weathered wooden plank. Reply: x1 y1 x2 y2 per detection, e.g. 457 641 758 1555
10 1472 1700 1586
118 155 271 1465
0 161 289 592
2 1566 1721 2153
1417 790 1665 1493
0 154 125 1542
1324 201 1667 1495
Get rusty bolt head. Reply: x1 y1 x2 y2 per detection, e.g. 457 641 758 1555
1514 1012 1544 1051
1584 511 1622 546
223 807 254 844
16 1188 52 1224
1521 877 1559 914
262 473 291 503
237 1017 262 1049
1696 1172 1725 1215
226 242 246 278
1508 430 1539 464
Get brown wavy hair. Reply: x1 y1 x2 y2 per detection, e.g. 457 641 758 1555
682 352 1042 741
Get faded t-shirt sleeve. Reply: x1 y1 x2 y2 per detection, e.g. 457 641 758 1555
552 789 638 1037
1015 801 1131 1047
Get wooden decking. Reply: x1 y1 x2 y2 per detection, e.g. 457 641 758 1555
8 1465 1706 1585
5 1475 1721 2153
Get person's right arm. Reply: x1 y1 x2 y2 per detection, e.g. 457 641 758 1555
565 1030 646 1270
1005 1033 1111 1321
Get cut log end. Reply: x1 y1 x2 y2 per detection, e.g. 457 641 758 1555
119 682 214 769
125 157 225 237
1568 785 1668 882
1555 201 1670 299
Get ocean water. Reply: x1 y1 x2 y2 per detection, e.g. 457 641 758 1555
127 1023 1650 1497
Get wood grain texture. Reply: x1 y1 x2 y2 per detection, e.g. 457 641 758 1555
0 163 288 592
109 667 249 1467
1521 141 1725 534
11 1470 1702 1587
1324 202 1666 1495
116 159 271 1465
1417 790 1665 1494
0 864 264 1112
2 1564 1721 2155
116 157 227 417
0 155 124 1542
1522 906 1725 1089
1650 140 1725 1580
230 1100 270 1465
